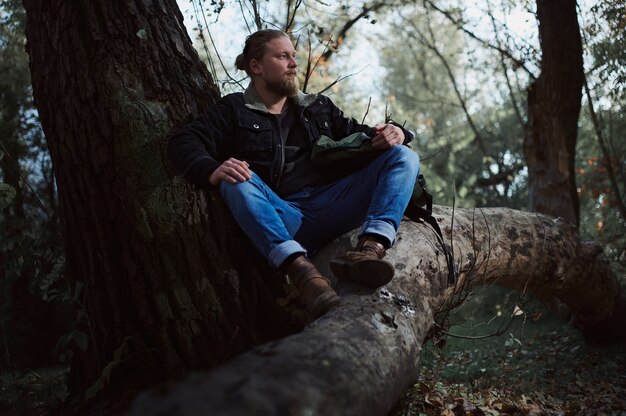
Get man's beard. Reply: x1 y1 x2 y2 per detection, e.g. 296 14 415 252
267 74 299 96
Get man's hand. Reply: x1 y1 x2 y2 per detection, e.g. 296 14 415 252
209 158 252 186
372 123 404 149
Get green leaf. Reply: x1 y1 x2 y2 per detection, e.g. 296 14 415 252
55 333 70 351
101 360 119 381
84 379 104 400
74 281 84 301
0 183 16 209
74 331 89 351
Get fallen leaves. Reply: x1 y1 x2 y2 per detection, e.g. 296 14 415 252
390 314 626 416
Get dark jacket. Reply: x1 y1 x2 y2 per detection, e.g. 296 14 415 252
168 85 414 191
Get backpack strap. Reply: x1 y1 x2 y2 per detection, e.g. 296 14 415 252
404 183 456 286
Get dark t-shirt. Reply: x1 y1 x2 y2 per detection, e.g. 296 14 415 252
276 104 329 197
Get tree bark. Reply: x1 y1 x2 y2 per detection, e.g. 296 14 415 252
524 0 584 225
22 0 294 408
132 206 625 416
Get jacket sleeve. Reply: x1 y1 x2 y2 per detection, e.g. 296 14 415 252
325 96 414 145
167 100 234 188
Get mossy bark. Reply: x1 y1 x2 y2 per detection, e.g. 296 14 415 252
22 0 294 409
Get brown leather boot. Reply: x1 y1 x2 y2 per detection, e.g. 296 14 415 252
330 235 395 288
286 255 340 320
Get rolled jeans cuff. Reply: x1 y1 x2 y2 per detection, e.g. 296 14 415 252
268 240 307 269
359 220 397 248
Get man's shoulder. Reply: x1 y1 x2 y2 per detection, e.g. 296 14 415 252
293 91 338 110
217 92 245 106
291 91 321 108
204 92 246 116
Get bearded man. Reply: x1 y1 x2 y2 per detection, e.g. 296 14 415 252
168 29 419 321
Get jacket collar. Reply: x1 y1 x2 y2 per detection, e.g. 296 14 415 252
243 83 318 113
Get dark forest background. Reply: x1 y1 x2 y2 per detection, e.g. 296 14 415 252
1 0 624 414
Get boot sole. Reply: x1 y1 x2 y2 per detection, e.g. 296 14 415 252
330 258 395 289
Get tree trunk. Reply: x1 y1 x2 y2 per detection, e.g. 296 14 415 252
132 206 625 416
22 0 294 408
524 0 584 225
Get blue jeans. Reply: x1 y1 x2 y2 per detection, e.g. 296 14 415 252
219 145 420 269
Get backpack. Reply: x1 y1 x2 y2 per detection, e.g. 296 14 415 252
403 174 456 286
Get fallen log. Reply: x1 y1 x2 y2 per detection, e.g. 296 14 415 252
131 206 624 415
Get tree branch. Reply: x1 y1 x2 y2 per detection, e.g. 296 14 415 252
475 164 524 187
583 76 626 221
413 13 489 157
250 0 263 31
488 5 526 130
132 207 625 415
302 34 334 94
284 0 303 33
423 0 537 80
320 2 387 63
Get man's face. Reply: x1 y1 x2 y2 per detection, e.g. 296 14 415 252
252 36 299 96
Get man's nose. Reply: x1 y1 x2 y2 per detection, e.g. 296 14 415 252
288 57 297 67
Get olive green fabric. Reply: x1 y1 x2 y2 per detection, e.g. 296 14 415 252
310 133 382 177
311 133 374 156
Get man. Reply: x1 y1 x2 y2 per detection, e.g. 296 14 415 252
168 29 419 321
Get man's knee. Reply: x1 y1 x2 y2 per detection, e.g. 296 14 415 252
219 172 264 200
389 145 420 172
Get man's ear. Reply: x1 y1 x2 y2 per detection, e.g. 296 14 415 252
250 59 261 75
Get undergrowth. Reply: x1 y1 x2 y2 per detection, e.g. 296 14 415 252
391 286 626 416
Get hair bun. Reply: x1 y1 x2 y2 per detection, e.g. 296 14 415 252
234 53 246 71
234 29 288 76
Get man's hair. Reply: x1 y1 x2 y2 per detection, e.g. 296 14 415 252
235 29 289 76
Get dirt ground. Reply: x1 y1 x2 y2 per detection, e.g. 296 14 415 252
391 287 626 416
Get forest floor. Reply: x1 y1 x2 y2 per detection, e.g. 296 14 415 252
390 287 626 416
1 288 625 415
0 366 67 415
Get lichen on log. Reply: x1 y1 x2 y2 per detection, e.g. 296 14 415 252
132 206 624 416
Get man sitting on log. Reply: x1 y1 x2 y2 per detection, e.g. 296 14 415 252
168 29 419 321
